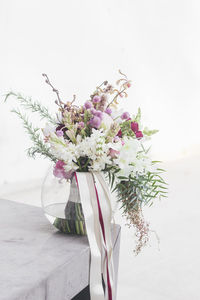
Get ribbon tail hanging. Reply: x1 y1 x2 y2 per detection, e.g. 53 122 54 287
75 172 114 300
93 172 114 300
75 172 105 300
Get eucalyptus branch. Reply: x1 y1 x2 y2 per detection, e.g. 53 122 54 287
11 108 56 162
4 92 57 124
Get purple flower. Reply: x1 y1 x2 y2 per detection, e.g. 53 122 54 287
92 95 101 103
94 110 103 120
78 121 85 128
89 116 102 128
90 108 97 115
105 107 112 115
56 130 64 137
84 101 92 109
121 112 130 120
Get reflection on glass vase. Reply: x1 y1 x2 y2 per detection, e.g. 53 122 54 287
41 166 86 235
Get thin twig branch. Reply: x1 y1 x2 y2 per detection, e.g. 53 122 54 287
118 69 128 79
107 87 126 108
71 94 76 104
42 73 64 111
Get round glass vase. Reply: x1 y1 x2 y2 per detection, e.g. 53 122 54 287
41 166 86 235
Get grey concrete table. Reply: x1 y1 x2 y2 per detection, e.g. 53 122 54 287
0 199 121 300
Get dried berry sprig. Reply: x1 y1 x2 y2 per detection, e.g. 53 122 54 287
125 209 150 255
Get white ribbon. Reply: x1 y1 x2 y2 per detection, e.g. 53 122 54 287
93 172 114 300
75 172 104 300
75 172 114 300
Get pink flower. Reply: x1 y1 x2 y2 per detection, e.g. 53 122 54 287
131 122 139 133
121 112 130 120
53 160 68 179
84 101 92 109
105 107 112 115
78 121 85 128
127 82 131 88
135 131 143 139
56 130 64 137
89 116 102 128
109 148 120 158
92 95 101 103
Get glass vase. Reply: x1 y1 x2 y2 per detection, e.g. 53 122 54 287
41 166 86 235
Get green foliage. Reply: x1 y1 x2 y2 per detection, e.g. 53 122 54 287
134 107 141 123
11 109 56 162
120 120 135 137
4 92 57 124
84 109 92 136
143 127 159 136
109 168 167 214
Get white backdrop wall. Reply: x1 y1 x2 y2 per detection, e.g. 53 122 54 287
1 0 200 185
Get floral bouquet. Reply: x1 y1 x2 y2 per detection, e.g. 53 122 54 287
5 70 167 255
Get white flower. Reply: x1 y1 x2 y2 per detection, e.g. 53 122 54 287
100 113 114 130
115 137 154 177
42 123 56 137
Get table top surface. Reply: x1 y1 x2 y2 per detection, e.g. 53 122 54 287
0 199 120 300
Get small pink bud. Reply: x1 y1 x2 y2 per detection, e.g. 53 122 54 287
78 121 85 128
127 82 131 88
121 112 130 120
92 95 101 103
84 101 92 109
56 130 64 137
109 148 120 158
105 107 112 115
